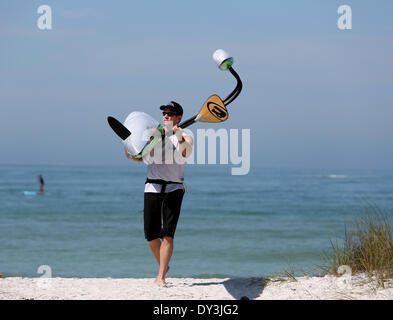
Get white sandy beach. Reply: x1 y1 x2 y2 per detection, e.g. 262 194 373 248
1 274 392 300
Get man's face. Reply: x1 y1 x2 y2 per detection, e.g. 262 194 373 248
162 108 182 128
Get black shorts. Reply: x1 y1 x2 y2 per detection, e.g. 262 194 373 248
144 188 184 241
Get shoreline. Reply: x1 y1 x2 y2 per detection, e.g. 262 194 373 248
1 274 392 300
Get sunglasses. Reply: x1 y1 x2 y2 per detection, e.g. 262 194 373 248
162 111 177 117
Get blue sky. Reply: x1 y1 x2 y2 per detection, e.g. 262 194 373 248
1 0 392 169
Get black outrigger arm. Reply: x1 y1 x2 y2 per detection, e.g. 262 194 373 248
223 67 242 107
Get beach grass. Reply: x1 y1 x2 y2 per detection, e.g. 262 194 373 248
274 205 393 289
321 206 393 288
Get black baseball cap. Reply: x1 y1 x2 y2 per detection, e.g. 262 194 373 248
159 101 183 116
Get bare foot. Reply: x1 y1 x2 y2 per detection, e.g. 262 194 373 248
154 265 170 287
154 278 167 287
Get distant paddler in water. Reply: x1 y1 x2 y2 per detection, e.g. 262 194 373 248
22 175 45 196
38 174 44 194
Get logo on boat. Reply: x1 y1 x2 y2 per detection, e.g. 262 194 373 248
207 102 227 120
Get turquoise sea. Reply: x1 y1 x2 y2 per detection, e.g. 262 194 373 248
1 164 392 278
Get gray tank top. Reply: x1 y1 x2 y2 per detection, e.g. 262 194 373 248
144 134 186 193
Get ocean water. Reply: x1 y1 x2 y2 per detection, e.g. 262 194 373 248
0 164 392 279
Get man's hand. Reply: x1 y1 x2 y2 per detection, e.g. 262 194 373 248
173 125 193 158
124 147 143 162
173 125 185 143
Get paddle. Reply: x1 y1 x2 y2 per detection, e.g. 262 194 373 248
107 116 132 140
178 94 228 129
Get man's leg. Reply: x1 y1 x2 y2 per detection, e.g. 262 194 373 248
148 238 170 284
148 238 161 266
156 236 174 285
